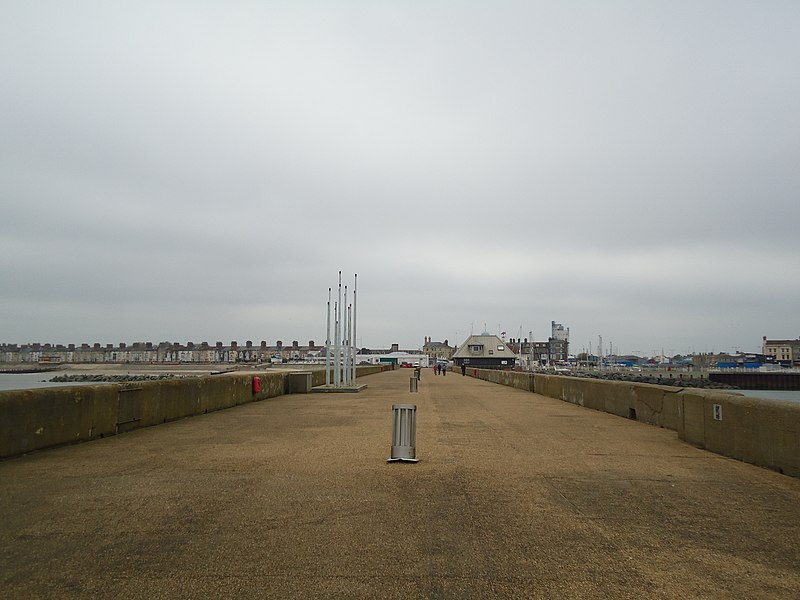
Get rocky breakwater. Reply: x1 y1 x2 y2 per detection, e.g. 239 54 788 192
567 371 738 390
1 366 59 374
49 373 195 383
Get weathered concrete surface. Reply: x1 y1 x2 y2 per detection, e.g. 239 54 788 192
0 365 388 458
2 368 799 598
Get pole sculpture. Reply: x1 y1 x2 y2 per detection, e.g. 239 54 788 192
324 271 360 390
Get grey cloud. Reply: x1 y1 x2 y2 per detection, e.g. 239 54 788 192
1 2 798 353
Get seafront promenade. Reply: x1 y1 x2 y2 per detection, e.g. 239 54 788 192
2 368 799 598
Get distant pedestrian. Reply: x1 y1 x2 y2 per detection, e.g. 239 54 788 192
461 364 466 376
442 363 447 376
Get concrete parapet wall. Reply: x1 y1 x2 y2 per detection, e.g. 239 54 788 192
469 369 799 477
535 374 681 431
0 386 119 457
0 365 389 458
678 390 800 477
465 368 535 392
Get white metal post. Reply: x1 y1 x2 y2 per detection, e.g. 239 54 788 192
326 287 331 386
598 335 603 372
346 303 353 385
335 273 342 386
341 307 347 386
351 274 357 383
333 301 339 386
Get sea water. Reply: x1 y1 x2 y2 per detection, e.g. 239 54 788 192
0 372 93 392
733 389 800 403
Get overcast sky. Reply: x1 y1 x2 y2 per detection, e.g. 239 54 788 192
2 1 798 356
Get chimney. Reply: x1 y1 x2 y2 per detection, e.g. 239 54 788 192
187 342 195 350
277 340 283 349
444 339 448 346
260 341 267 349
231 341 238 349
293 340 299 348
309 340 315 348
391 343 399 352
246 340 252 348
68 344 75 350
216 341 223 349
146 342 153 350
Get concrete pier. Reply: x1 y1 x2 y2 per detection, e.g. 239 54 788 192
2 368 799 598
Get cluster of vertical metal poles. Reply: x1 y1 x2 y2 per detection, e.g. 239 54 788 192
325 271 357 387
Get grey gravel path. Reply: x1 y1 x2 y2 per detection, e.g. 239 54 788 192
2 368 799 599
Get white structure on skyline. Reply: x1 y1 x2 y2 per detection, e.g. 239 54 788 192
551 321 569 343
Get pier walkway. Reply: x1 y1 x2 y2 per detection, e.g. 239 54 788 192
2 368 799 598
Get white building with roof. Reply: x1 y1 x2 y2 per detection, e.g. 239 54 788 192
452 333 517 369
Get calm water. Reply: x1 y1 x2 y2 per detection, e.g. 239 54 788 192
0 372 94 392
733 389 800 403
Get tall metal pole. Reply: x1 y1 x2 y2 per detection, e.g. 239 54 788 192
334 274 341 386
340 286 350 385
338 273 343 385
529 330 533 372
346 303 353 385
333 301 340 386
342 303 349 385
341 301 347 386
351 274 357 383
598 335 603 372
326 287 331 386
